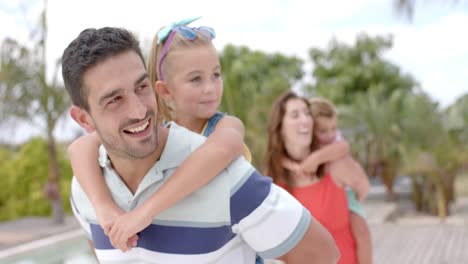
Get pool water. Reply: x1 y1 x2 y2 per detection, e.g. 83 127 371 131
0 235 97 264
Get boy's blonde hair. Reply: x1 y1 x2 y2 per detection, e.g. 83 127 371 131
309 97 337 119
148 29 214 121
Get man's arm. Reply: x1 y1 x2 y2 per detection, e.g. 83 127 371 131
228 162 339 264
280 216 339 264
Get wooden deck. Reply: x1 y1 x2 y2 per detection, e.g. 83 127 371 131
371 223 468 264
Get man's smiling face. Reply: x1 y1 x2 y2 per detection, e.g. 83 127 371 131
81 50 160 159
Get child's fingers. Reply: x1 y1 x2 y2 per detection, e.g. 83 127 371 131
103 225 111 236
116 232 129 252
129 234 139 247
109 226 129 252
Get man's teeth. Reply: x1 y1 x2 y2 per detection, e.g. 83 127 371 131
127 121 149 133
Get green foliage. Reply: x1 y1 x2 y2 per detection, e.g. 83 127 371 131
0 3 69 223
219 45 304 168
308 34 417 105
0 138 73 221
445 93 468 144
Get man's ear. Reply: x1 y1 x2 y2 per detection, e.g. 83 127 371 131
70 106 95 133
155 80 173 101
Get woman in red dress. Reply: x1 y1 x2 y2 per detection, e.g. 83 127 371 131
264 91 370 264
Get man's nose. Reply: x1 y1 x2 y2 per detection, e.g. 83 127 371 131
127 94 147 120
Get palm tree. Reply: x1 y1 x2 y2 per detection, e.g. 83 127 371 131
398 92 464 217
0 1 69 224
219 45 303 167
340 86 405 200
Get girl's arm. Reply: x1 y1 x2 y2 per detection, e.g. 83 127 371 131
68 133 123 232
329 156 370 201
301 140 349 173
108 115 245 251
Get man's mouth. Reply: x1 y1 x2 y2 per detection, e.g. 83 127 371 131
124 119 150 135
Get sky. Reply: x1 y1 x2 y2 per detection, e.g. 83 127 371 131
0 0 467 143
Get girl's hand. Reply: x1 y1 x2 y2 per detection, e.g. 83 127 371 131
107 207 153 252
95 202 124 236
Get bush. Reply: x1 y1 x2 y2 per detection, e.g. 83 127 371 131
0 137 73 221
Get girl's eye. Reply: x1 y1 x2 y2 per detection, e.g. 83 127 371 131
190 76 201 82
214 72 221 78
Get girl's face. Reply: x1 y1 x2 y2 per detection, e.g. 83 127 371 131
281 98 314 149
165 44 223 121
313 116 337 146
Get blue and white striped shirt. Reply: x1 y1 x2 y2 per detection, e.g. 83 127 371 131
71 122 311 263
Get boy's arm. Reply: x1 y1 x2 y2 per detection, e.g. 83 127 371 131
68 133 122 232
301 140 349 173
108 115 245 251
282 157 301 173
330 157 370 201
347 158 371 201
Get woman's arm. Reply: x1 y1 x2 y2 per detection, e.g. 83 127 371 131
108 115 245 251
301 140 349 173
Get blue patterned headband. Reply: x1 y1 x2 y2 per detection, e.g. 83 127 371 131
156 16 216 80
157 16 202 44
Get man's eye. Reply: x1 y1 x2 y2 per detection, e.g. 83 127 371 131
109 96 121 104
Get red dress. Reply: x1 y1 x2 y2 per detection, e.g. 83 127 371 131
288 173 357 264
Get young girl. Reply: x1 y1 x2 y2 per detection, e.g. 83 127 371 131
309 97 373 264
265 91 370 264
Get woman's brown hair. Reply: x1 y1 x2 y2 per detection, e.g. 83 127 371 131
264 91 313 190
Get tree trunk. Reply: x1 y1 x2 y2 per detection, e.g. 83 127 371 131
381 160 397 201
45 127 64 224
436 184 447 220
411 175 423 211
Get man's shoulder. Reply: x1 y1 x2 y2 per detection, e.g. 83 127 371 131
168 122 207 150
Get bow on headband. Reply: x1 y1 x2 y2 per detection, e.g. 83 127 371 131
157 16 202 44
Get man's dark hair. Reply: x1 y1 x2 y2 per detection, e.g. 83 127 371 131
62 27 145 111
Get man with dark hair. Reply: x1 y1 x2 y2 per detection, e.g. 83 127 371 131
63 27 338 264
62 27 145 112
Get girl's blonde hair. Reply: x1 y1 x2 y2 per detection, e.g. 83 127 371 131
147 29 214 121
309 97 337 119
